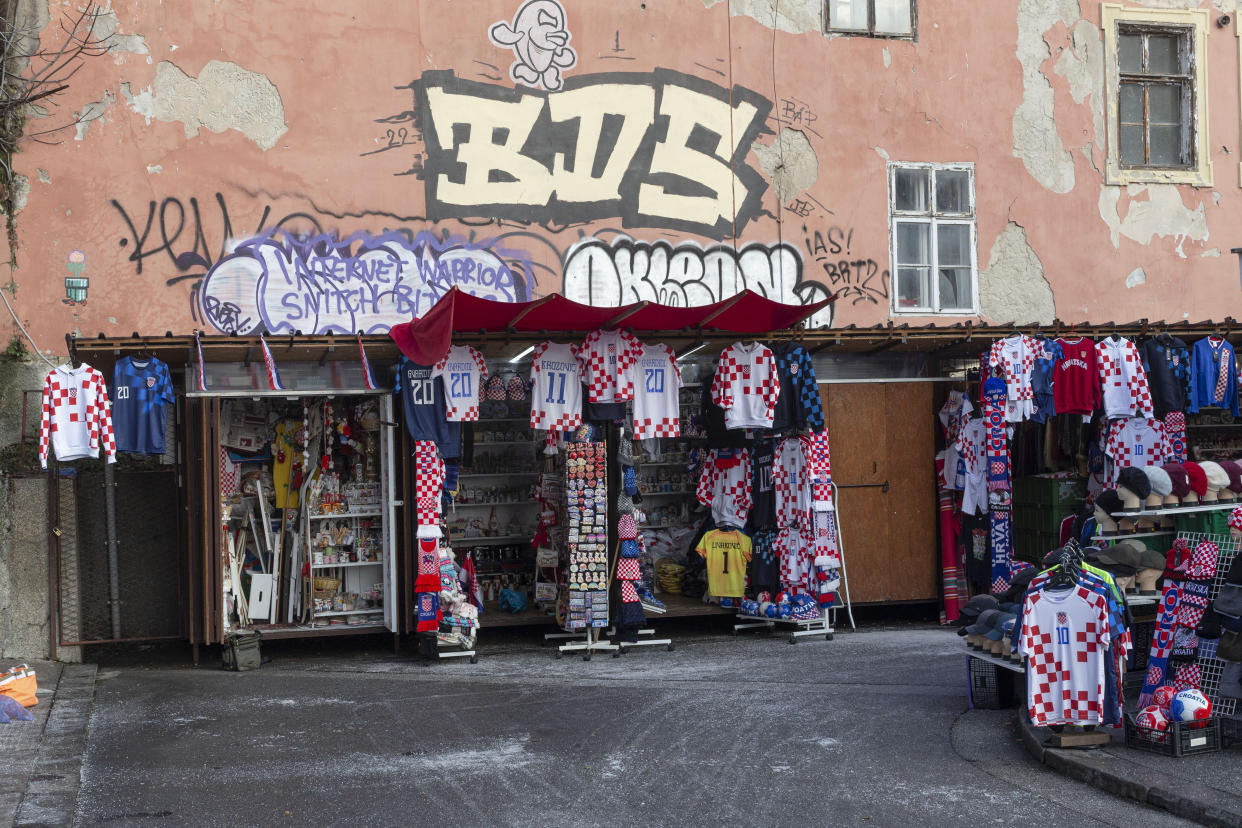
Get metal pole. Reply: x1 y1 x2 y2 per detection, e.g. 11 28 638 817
104 462 121 639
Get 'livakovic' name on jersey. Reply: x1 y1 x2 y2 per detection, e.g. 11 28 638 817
396 357 460 458
112 356 175 455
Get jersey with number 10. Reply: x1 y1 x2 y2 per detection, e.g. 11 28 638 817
632 343 682 438
529 342 583 432
432 345 488 422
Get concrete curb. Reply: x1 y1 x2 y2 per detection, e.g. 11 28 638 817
1017 712 1242 827
13 664 97 828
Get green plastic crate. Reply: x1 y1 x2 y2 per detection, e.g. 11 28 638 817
1013 475 1086 508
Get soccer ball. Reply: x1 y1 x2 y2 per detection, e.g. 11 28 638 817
1152 686 1177 713
1169 689 1212 722
1136 705 1170 743
759 601 775 619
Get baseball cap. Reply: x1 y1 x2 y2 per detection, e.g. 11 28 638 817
966 608 1002 636
956 594 1000 625
984 612 1018 640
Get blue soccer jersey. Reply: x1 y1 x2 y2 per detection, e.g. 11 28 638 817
396 357 461 458
111 356 176 455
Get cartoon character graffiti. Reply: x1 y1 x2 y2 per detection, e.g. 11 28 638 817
64 249 88 305
488 1 576 91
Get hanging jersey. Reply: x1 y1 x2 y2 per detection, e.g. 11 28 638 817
696 448 753 527
711 342 780 430
771 343 824 431
749 438 776 530
432 345 488 422
773 435 810 528
1097 336 1154 420
1140 335 1190 418
396 358 461 458
631 343 682 438
1020 586 1111 726
696 529 752 598
111 356 175 455
988 334 1038 422
529 341 583 432
39 364 116 468
578 329 640 403
1053 337 1100 416
1106 417 1170 485
1188 336 1240 417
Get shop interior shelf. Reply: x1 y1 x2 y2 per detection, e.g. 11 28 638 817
459 471 539 479
449 535 532 545
477 417 531 423
638 460 693 467
453 500 539 508
474 440 534 447
310 511 382 520
1092 529 1176 540
313 609 385 617
1187 423 1242 428
641 490 693 498
311 560 383 569
1112 502 1241 517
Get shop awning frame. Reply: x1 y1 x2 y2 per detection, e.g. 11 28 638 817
68 314 1241 366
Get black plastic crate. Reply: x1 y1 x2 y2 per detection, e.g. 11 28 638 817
1124 713 1221 757
1127 618 1153 674
1220 715 1242 748
967 655 1018 710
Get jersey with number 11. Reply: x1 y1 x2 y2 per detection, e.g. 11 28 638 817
529 342 583 432
432 345 488 422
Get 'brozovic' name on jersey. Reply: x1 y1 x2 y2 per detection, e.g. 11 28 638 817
396 357 461 459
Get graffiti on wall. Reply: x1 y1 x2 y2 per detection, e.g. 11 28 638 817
197 230 535 335
801 224 890 308
562 237 834 328
488 1 576 91
403 69 773 240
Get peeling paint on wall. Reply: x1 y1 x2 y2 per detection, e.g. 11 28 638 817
701 0 822 35
1097 184 1208 252
979 222 1056 324
94 10 148 56
1125 266 1146 288
1012 0 1079 193
1053 19 1104 149
74 90 114 141
752 128 818 202
129 61 288 151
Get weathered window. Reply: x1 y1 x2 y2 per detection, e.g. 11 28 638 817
889 163 976 315
1117 26 1194 168
827 0 914 38
1102 4 1210 187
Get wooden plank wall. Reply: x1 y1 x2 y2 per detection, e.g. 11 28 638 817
824 382 937 604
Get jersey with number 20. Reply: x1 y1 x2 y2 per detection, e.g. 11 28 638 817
632 343 682 439
432 345 488 422
529 342 583 432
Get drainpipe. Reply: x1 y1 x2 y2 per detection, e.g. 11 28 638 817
104 462 121 639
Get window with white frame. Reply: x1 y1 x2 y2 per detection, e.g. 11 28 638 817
827 0 914 38
888 163 976 315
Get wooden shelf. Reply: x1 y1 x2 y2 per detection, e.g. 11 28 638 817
310 560 382 569
313 608 384 617
310 511 381 520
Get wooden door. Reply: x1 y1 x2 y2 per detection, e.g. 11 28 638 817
825 382 937 604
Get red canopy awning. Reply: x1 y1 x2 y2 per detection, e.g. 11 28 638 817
388 287 835 364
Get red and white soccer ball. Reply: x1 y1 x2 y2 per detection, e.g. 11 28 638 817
1169 689 1212 723
1136 705 1170 743
1152 686 1178 713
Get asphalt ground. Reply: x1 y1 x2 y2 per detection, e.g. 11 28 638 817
69 623 1196 827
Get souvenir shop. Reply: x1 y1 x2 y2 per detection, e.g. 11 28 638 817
941 322 1242 751
49 287 864 661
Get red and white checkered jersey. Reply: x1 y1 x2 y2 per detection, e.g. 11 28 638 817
578 329 640 403
1020 586 1112 727
774 436 811 528
529 341 583 432
1097 336 1154 420
631 343 681 439
711 342 779 430
1105 417 1170 486
432 345 488 421
39 364 116 469
988 334 1038 422
696 448 752 527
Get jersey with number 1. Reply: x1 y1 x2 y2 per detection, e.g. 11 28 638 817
432 345 488 422
529 342 583 432
632 343 682 438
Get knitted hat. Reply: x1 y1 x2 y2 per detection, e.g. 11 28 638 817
1218 460 1242 493
1184 461 1208 496
1229 506 1242 533
1200 460 1230 492
1117 467 1152 500
1162 463 1190 498
1094 489 1123 517
1141 465 1173 498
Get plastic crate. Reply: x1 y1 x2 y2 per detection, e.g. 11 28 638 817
1221 715 1242 747
1124 713 1221 757
1127 618 1154 674
967 655 1018 709
1013 475 1086 508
